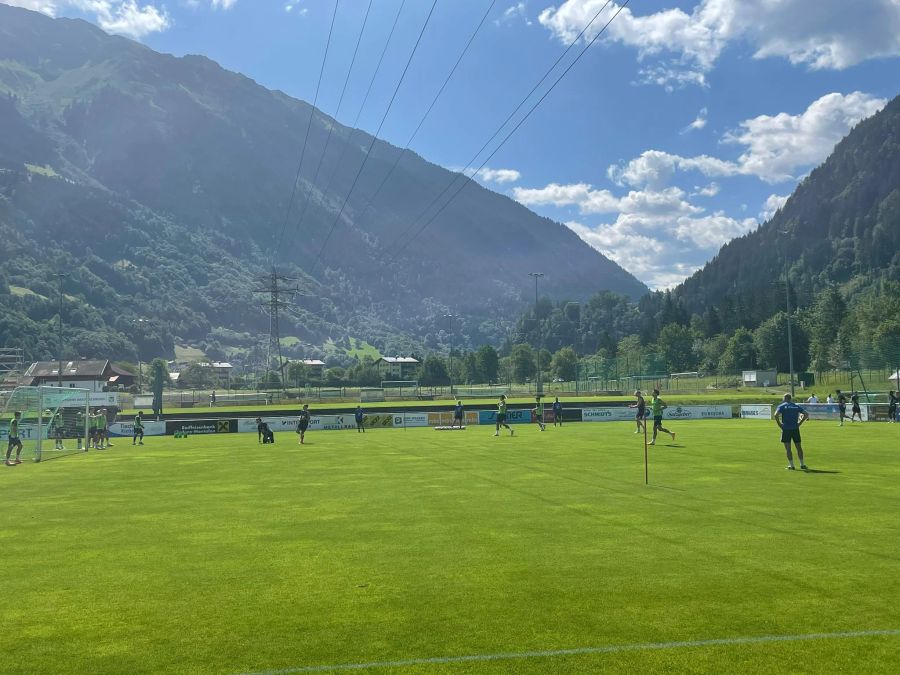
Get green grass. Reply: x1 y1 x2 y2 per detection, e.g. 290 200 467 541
2 421 898 674
174 344 207 361
8 285 48 300
24 162 58 177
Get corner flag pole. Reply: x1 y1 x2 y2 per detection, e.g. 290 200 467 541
643 412 649 485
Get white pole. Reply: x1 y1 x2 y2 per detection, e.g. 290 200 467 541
36 386 44 462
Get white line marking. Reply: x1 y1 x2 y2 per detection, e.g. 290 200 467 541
238 629 900 674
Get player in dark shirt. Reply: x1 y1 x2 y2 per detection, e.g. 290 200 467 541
296 404 311 445
552 397 563 427
256 418 274 444
889 390 898 423
355 406 365 433
850 393 863 422
836 390 848 426
452 401 464 429
629 391 646 434
774 394 809 471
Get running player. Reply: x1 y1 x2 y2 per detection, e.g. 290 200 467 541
494 394 513 437
630 390 646 434
133 411 145 445
296 404 310 444
355 405 366 433
850 393 863 422
889 390 898 423
532 396 546 431
5 411 23 465
774 393 809 470
452 400 464 429
648 389 675 446
836 390 848 426
552 397 563 426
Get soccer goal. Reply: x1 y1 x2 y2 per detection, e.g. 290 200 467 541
381 380 419 397
2 386 91 462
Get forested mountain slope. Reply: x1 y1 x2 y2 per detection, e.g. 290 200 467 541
0 4 646 362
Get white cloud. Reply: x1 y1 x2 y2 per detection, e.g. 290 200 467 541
284 0 306 14
674 211 756 249
723 91 887 182
476 167 522 184
512 182 620 213
759 194 789 222
4 1 170 37
496 2 532 27
681 106 707 134
2 1 59 12
539 1 900 88
693 182 719 197
210 0 236 9
609 92 886 186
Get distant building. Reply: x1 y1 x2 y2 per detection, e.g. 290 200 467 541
299 359 325 380
197 362 233 385
742 370 778 387
376 356 420 380
23 360 135 391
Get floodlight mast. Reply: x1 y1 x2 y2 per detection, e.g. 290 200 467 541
55 272 66 388
779 231 796 396
529 272 544 395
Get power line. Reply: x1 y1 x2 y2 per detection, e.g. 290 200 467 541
357 0 498 218
309 0 440 275
273 0 341 261
282 0 407 265
385 0 616 253
393 0 630 257
279 0 375 264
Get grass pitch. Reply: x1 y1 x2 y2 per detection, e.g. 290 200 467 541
1 420 898 674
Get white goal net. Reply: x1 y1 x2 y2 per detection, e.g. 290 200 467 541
1 386 92 462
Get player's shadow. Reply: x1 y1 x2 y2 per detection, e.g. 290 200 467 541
803 468 840 474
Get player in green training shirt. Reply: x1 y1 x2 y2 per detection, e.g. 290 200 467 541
133 411 145 445
5 411 23 465
649 389 675 446
532 396 546 431
51 410 65 450
76 408 85 450
494 394 513 436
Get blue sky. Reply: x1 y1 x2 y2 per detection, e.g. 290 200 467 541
7 0 900 289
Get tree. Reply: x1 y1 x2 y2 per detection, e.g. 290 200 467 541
718 328 756 374
462 351 480 384
147 358 170 391
179 362 216 389
417 355 449 386
753 312 810 373
510 343 535 383
550 346 578 381
476 344 499 384
655 323 696 372
287 361 307 387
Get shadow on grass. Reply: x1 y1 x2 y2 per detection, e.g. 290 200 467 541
648 483 687 491
803 468 841 474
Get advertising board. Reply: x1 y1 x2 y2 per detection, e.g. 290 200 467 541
740 404 772 420
165 419 237 435
581 407 637 422
477 408 532 425
662 405 731 420
109 420 166 437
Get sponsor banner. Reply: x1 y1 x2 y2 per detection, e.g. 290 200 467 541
581 407 637 422
363 413 395 429
236 417 300 433
740 404 772 420
109 421 166 437
393 413 429 428
311 414 357 431
477 408 532 425
662 405 731 420
803 403 868 421
56 392 120 408
166 419 237 435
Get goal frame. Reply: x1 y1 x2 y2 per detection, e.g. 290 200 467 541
2 385 92 462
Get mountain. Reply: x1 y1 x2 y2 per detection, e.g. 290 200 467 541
0 4 646 364
674 93 900 321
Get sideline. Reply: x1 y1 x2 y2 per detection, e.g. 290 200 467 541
237 628 900 674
